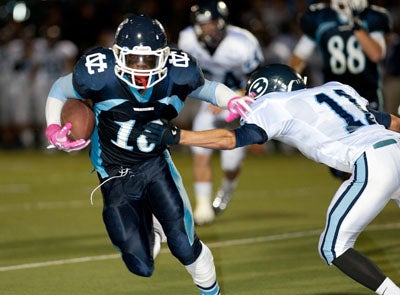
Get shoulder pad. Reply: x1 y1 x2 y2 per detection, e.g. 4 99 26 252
300 4 334 39
363 6 392 33
167 49 204 90
73 47 115 96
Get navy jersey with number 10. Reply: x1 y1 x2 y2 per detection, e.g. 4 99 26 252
72 47 205 177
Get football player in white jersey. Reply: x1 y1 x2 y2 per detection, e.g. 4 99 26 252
142 64 400 294
178 0 264 225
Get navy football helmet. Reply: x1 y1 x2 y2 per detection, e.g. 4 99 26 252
190 0 229 49
245 64 306 99
113 14 170 89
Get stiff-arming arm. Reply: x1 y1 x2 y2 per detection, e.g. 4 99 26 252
189 79 254 120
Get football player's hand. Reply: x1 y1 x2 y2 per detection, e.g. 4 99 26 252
348 4 363 31
45 123 91 152
226 95 255 122
142 119 181 146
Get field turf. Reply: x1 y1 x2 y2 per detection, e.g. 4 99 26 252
1 148 399 294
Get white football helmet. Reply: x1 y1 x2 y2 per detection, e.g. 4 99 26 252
113 14 170 89
331 0 368 17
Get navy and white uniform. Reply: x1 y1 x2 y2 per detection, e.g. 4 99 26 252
294 3 391 110
238 82 400 265
47 46 225 280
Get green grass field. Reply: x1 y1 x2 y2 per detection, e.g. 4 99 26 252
1 148 400 294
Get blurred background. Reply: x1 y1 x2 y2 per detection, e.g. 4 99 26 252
0 0 399 149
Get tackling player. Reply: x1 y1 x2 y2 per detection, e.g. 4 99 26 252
142 64 400 295
44 14 252 295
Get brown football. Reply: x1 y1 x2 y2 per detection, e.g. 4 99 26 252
61 99 95 141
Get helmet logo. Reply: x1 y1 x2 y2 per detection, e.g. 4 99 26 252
249 77 269 99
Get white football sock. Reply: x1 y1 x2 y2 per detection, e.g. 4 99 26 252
376 277 400 295
194 182 212 201
185 242 220 295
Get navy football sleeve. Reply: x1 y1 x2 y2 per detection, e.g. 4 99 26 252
366 7 392 34
368 108 391 129
234 123 268 148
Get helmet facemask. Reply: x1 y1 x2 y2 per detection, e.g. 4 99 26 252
194 19 226 49
113 44 170 89
331 0 368 18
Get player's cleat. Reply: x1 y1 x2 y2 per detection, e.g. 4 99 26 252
212 183 235 214
194 198 215 225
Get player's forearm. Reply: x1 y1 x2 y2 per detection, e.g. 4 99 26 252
353 30 384 62
45 96 64 126
179 129 236 150
389 114 400 133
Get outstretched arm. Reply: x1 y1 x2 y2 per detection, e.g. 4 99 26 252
142 120 268 150
180 129 237 149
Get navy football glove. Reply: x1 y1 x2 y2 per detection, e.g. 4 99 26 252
143 119 181 146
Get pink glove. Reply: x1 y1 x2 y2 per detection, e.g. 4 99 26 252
45 123 90 152
225 95 255 122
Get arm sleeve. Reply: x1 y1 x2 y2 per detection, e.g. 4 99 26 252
292 35 316 61
368 108 391 129
45 73 82 126
48 73 82 100
234 123 268 148
188 79 237 107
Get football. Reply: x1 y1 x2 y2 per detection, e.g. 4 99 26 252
61 99 95 141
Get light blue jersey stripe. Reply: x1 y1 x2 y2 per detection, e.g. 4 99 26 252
320 154 368 263
164 151 195 245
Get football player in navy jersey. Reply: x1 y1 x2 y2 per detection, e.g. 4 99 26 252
288 0 392 180
44 14 253 295
142 64 400 294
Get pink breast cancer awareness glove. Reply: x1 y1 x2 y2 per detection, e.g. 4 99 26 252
225 95 255 122
45 123 90 152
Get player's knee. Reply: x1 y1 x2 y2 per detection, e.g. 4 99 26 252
169 234 203 265
122 253 154 277
319 244 335 265
319 242 353 265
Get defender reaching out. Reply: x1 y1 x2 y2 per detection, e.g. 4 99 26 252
143 64 400 295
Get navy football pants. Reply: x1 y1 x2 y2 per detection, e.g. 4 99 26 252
99 153 202 277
